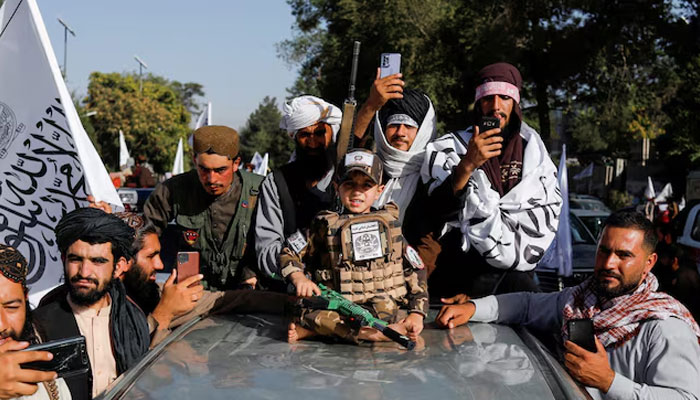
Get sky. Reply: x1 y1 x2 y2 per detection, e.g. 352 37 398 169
37 0 299 131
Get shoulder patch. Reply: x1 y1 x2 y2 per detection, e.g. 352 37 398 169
404 245 424 270
286 230 308 254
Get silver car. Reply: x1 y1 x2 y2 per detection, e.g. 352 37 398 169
98 311 590 400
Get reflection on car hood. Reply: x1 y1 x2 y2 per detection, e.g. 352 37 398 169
572 244 597 271
105 312 590 400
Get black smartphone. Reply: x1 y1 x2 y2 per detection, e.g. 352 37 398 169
477 116 500 134
568 318 597 353
20 336 89 379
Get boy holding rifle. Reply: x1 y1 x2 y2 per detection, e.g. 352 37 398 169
282 149 428 347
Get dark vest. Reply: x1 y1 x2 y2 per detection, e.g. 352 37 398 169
272 161 334 237
172 169 263 289
33 298 92 400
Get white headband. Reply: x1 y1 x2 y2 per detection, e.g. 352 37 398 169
474 81 520 104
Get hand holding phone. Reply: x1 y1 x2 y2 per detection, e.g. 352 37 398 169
568 318 597 353
20 337 89 379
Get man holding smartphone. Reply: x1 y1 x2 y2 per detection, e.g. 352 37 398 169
436 211 700 400
0 245 71 400
421 62 561 298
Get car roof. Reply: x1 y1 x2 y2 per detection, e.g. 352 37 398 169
570 209 610 218
100 311 589 400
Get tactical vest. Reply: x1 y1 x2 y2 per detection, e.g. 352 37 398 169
173 169 263 289
311 204 407 303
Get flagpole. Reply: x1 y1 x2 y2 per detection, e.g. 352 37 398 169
57 18 75 78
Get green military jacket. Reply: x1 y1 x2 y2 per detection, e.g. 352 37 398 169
144 169 263 290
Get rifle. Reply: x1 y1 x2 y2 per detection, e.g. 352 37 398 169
301 283 416 350
335 41 361 163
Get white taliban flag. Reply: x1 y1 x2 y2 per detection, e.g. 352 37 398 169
118 129 132 169
172 137 184 175
644 176 656 200
189 101 211 146
0 0 122 303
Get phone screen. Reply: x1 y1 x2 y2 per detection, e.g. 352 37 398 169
568 318 597 353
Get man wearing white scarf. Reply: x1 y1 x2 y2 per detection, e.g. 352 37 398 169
421 62 562 299
255 95 342 286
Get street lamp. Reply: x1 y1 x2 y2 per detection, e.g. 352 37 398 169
134 55 148 93
57 18 75 78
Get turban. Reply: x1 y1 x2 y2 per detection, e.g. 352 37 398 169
192 125 240 159
55 208 135 262
0 244 28 287
474 62 523 120
279 95 342 139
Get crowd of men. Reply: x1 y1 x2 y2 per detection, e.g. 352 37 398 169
1 62 698 400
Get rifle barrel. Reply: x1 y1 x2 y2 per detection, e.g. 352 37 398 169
347 41 361 101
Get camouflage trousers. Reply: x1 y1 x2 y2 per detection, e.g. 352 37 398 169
297 295 406 343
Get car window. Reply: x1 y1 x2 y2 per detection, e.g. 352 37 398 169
570 215 596 244
692 211 700 242
580 216 605 240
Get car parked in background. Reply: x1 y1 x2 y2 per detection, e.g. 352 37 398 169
537 212 598 292
677 201 700 271
117 187 155 213
569 193 611 213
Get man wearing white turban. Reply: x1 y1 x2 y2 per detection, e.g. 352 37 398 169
255 95 342 287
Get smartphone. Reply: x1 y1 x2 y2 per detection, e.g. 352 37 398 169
477 116 500 134
176 251 200 283
568 318 597 353
379 53 401 78
20 336 89 379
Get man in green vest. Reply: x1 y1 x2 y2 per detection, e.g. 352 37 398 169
144 125 263 290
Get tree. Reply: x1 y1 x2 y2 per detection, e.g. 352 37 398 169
83 72 194 173
239 96 293 169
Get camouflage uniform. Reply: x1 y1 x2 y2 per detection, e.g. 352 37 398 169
281 202 428 342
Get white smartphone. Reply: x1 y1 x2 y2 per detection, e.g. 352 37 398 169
379 53 401 78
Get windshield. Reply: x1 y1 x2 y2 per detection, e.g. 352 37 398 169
571 214 596 244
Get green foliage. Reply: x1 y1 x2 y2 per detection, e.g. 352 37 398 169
608 189 632 211
83 72 195 173
280 0 696 159
239 96 293 169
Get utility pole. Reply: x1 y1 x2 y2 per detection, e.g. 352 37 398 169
57 18 75 78
134 55 148 93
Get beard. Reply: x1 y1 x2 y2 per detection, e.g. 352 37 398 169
296 143 335 182
0 306 36 344
122 265 161 315
69 275 113 307
592 270 643 298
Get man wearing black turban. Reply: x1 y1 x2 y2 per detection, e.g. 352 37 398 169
34 208 150 400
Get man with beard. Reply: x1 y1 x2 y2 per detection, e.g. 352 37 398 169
115 213 289 346
436 211 700 400
422 62 561 298
34 208 150 400
144 125 262 290
255 95 341 288
0 245 71 400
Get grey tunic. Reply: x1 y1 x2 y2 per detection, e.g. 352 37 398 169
470 291 700 400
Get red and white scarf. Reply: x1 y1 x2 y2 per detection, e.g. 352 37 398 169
562 273 700 348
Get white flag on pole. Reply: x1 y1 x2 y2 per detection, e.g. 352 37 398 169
252 152 269 176
644 176 656 200
0 0 122 303
189 101 211 147
654 183 673 204
573 162 593 180
172 137 184 175
118 129 132 169
538 145 573 277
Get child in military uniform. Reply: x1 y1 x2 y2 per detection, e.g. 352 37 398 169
282 149 428 344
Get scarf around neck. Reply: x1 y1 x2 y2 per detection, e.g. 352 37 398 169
373 96 436 222
562 273 700 348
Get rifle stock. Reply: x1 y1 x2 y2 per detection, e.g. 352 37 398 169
336 41 361 163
